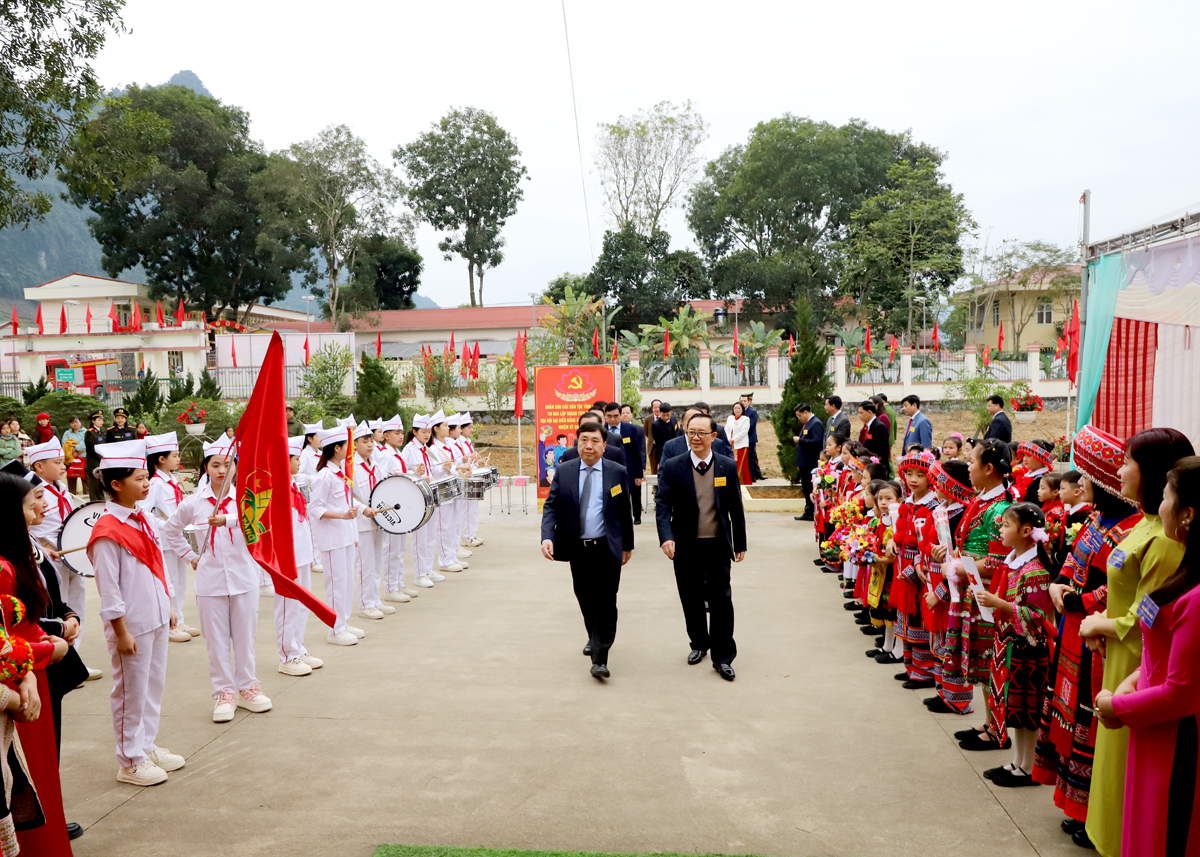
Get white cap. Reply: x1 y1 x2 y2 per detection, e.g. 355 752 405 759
368 419 386 433
96 439 147 470
202 438 234 458
382 414 404 432
352 422 374 440
145 431 179 455
412 413 431 430
446 413 461 427
317 426 346 447
458 411 473 425
27 437 64 465
288 435 305 456
429 409 446 425
303 420 323 435
337 414 356 429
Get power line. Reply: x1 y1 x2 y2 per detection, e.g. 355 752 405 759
560 0 594 263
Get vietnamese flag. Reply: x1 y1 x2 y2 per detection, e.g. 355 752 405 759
1055 336 1065 360
201 309 208 328
513 330 528 419
231 337 238 368
156 301 165 327
59 305 67 335
449 330 455 356
611 339 618 364
376 332 382 358
864 324 871 354
131 303 143 331
788 333 795 357
472 341 481 378
664 329 670 358
108 301 119 331
932 321 939 353
35 304 43 335
855 347 861 369
303 335 310 366
592 327 600 358
235 331 336 627
997 321 1005 354
1066 299 1081 386
9 305 17 336
85 303 92 334
982 346 991 367
175 297 186 325
461 341 469 378
889 334 898 363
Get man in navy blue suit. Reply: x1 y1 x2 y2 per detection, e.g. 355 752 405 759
541 421 634 679
605 402 645 524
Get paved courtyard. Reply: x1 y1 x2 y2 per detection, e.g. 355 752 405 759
61 508 1080 857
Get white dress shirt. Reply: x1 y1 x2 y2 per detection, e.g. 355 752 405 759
142 469 183 521
90 501 174 639
689 449 715 469
725 415 750 450
307 461 364 550
352 456 384 533
163 483 261 597
577 459 605 539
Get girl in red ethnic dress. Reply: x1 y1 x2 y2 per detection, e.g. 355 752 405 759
922 459 972 698
888 450 940 687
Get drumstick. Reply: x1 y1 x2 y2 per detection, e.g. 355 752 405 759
59 544 90 555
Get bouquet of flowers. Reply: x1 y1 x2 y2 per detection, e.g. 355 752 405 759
177 402 207 425
1010 390 1044 412
841 521 882 565
829 497 865 530
820 539 843 564
816 461 839 491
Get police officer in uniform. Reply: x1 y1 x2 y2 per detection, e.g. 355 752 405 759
84 409 107 500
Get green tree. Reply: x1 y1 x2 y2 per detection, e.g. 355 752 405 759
255 124 404 330
594 100 709 234
538 285 616 364
355 356 400 420
419 349 464 411
773 299 833 482
350 234 423 311
197 368 222 400
22 376 52 405
61 85 310 322
586 224 710 331
127 367 164 421
299 343 353 402
168 371 195 404
395 106 529 306
969 239 1077 350
622 304 712 387
543 271 588 304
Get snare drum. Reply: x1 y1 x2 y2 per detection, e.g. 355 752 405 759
370 474 436 534
430 473 463 504
487 465 499 486
57 501 109 578
467 468 492 500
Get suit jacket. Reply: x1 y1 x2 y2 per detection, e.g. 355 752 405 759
558 442 627 475
745 407 759 444
826 411 851 442
617 422 645 479
541 457 634 563
795 414 824 471
650 416 677 461
655 451 747 559
901 410 933 453
661 433 733 463
984 411 1013 444
860 418 890 464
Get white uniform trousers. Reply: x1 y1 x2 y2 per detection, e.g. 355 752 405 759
274 563 312 662
320 545 356 634
164 551 189 626
310 529 323 572
383 532 409 592
414 519 436 579
435 505 458 568
356 527 384 609
452 496 467 545
462 498 480 540
107 622 168 768
60 564 87 647
196 590 259 696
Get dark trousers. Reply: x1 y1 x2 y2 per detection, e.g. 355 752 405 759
673 538 736 665
799 467 815 517
569 542 622 664
631 480 643 521
749 444 763 481
86 469 103 501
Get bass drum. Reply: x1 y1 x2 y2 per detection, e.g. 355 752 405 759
369 474 436 535
58 501 110 578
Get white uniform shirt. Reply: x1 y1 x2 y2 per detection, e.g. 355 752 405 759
163 484 260 597
352 456 384 533
430 439 457 480
291 476 314 567
308 461 364 549
381 444 408 477
90 501 173 639
142 469 183 522
402 439 432 479
299 445 320 476
31 478 75 544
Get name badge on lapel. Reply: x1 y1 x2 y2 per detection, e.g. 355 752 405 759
714 476 727 487
1136 594 1160 628
622 436 631 443
803 429 809 435
1109 548 1128 570
610 484 622 497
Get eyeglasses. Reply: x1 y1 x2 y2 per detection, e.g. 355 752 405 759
685 430 716 439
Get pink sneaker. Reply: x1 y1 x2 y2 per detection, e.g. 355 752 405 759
236 681 272 713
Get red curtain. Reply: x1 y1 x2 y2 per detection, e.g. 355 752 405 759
1095 317 1157 441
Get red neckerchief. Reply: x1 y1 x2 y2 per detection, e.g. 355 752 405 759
88 510 169 596
325 462 351 503
207 495 235 548
360 460 378 491
156 471 183 505
390 449 407 473
44 481 71 521
291 481 308 521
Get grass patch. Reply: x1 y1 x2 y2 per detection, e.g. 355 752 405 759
375 849 762 857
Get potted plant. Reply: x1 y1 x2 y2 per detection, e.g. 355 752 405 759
1010 384 1044 424
178 402 207 435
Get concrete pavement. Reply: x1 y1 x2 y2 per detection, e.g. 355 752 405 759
60 509 1080 857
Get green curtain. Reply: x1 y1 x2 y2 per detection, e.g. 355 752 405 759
1075 253 1123 430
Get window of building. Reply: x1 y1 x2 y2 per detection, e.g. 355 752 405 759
167 351 183 376
1036 298 1053 325
992 300 1000 327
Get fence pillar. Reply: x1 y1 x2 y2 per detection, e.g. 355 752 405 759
899 346 914 390
699 348 712 400
833 346 847 395
766 346 780 393
558 352 569 366
1026 342 1042 393
963 345 979 378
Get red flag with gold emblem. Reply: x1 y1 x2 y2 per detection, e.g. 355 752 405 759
235 332 335 626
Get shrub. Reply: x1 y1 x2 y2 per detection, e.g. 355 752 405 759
26 393 112 434
126 368 165 421
0 395 28 423
197 369 222 399
21 376 51 405
168 372 195 404
299 344 353 401
773 299 833 483
945 374 1010 435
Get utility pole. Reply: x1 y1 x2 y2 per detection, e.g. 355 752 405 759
1072 189 1091 439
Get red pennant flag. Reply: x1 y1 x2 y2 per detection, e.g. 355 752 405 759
108 301 119 331
175 297 186 325
461 341 470 378
304 335 310 366
997 321 1005 354
982 346 991 367
35 304 43 335
376 332 382 358
156 301 165 327
889 334 898 363
592 327 600 358
450 330 455 355
201 309 208 328
864 324 872 354
932 321 939 353
9 305 17 336
788 334 795 356
472 341 481 379
664 329 670 358
235 332 336 627
59 305 67 335
1066 300 1081 386
855 347 861 369
611 339 618 364
513 330 528 419
85 303 92 334
131 303 143 332
231 337 238 368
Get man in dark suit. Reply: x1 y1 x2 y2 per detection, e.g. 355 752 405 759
606 403 645 524
740 393 762 482
650 402 677 470
983 394 1013 443
655 414 747 681
661 407 733 462
858 400 890 466
792 403 824 521
559 412 627 472
541 421 634 679
824 395 850 441
643 399 662 474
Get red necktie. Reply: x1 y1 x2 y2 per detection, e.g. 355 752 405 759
131 511 159 547
362 463 377 491
291 482 308 521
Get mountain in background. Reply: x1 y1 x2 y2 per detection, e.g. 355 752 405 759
0 70 437 313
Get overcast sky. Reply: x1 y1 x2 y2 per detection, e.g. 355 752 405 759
92 0 1200 309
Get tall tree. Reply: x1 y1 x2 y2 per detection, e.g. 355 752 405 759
594 100 709 234
773 298 833 482
586 224 709 331
61 85 310 322
341 233 423 315
543 271 588 304
255 124 405 330
395 107 528 307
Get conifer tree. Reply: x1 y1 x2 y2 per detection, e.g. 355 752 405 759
773 299 833 482
355 356 401 420
197 369 222 400
128 368 164 422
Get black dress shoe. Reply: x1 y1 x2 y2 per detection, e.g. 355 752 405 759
582 643 592 656
955 727 988 741
902 678 936 690
854 615 871 625
590 663 610 678
843 590 857 599
633 517 641 525
813 559 826 566
894 672 908 681
843 601 860 610
925 696 956 714
1072 829 1096 849
983 765 1008 781
1061 819 1086 836
687 649 706 665
797 514 814 521
822 566 840 573
959 731 1012 751
866 648 884 658
991 767 1038 788
713 662 735 681
67 822 83 840
874 652 902 664
860 624 880 635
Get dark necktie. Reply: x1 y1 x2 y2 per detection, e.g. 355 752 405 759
695 460 708 474
579 465 595 534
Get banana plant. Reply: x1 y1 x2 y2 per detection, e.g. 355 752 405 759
619 305 712 387
714 319 784 384
538 285 618 364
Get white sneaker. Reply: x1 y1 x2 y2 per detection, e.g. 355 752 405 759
456 548 473 558
347 625 366 639
326 631 358 646
236 683 272 713
299 654 324 669
467 537 484 547
311 561 323 573
212 691 236 722
428 572 446 582
383 590 411 603
403 587 420 597
186 625 202 637
376 603 396 615
415 577 435 588
148 748 185 772
357 607 384 620
169 626 192 642
117 761 168 786
440 563 464 572
278 658 312 676
86 667 103 681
